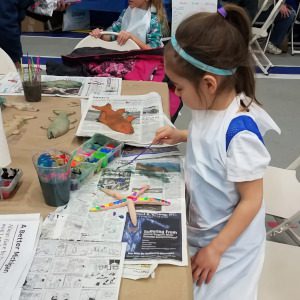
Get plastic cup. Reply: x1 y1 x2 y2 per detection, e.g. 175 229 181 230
33 150 71 207
22 69 41 102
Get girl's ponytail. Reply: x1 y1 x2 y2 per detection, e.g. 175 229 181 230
223 4 257 105
151 0 170 36
165 4 258 106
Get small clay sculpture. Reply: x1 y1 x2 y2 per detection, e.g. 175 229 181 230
41 110 77 139
4 115 36 137
92 104 135 134
0 96 39 112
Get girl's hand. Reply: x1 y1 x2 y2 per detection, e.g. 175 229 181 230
152 126 187 145
117 31 132 45
90 28 103 38
191 244 221 286
280 4 291 18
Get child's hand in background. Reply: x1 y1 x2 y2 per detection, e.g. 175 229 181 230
117 30 132 45
90 28 103 38
152 126 187 145
191 244 221 286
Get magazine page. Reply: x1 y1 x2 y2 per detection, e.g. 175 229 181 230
19 240 126 300
76 92 165 145
0 73 122 97
0 214 41 300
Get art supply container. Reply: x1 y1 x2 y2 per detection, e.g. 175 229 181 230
22 69 42 102
0 168 23 199
33 150 71 207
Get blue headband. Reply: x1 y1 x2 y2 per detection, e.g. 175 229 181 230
171 37 236 76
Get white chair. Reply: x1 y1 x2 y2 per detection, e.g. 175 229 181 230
74 31 140 51
258 241 300 300
0 48 17 75
258 164 300 299
263 166 300 219
250 0 284 75
291 2 300 55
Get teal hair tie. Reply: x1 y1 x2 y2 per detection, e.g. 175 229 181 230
171 37 236 76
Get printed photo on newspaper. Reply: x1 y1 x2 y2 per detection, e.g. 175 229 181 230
76 92 165 145
0 73 122 97
122 212 184 264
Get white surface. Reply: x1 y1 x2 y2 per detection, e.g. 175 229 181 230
0 108 11 167
0 48 17 75
258 241 300 300
264 166 300 218
74 32 140 51
171 0 217 36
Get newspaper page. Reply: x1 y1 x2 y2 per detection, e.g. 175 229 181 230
122 263 158 280
95 157 188 265
121 145 181 160
19 240 126 300
38 156 187 267
76 92 165 145
0 214 41 300
40 176 126 243
0 73 122 97
172 0 217 35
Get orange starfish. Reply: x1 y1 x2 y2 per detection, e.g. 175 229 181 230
92 103 136 134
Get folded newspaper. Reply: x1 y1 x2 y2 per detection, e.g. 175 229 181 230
0 73 122 97
76 92 165 146
0 214 42 300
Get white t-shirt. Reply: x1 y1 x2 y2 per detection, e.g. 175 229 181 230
185 93 280 248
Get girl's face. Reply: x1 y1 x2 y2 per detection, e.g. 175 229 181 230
165 65 210 110
128 0 149 9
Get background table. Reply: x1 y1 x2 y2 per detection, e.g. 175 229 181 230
0 80 193 300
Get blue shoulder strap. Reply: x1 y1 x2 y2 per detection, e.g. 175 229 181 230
226 115 264 152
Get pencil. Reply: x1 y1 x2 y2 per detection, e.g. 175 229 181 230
127 198 137 226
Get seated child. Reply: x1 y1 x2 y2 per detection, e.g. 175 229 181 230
90 0 168 49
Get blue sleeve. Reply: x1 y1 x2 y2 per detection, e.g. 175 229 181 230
0 0 33 62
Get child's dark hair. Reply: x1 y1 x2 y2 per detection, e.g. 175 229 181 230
165 4 258 107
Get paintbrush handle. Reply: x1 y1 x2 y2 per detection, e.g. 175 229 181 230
134 184 150 197
127 198 137 226
100 188 126 200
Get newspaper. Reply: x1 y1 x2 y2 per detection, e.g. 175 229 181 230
19 240 126 300
76 93 165 145
38 156 188 267
122 263 158 280
121 145 181 160
0 73 122 97
0 214 41 300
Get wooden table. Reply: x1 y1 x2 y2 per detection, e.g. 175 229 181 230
0 80 193 300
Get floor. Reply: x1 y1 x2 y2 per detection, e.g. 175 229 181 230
21 35 300 177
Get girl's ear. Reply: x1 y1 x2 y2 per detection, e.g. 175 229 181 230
199 74 218 96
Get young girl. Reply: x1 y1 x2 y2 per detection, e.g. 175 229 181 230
90 0 168 49
153 5 280 299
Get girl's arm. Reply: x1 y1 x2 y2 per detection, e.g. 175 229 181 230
117 31 151 49
146 15 163 48
117 14 163 49
152 126 188 145
191 178 263 285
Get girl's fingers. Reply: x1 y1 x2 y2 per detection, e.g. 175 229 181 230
192 267 203 282
197 269 210 286
205 269 216 284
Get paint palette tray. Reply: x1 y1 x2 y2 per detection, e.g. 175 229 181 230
70 134 123 190
0 168 23 199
